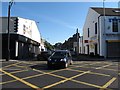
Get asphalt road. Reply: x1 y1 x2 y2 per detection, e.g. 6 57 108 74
0 60 119 90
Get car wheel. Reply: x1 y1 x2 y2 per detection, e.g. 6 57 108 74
70 60 73 65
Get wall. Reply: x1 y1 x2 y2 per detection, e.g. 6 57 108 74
83 8 100 55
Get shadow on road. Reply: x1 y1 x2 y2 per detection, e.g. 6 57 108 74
30 64 62 71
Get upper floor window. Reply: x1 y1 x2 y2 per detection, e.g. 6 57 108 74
88 28 89 37
112 19 118 32
95 22 97 34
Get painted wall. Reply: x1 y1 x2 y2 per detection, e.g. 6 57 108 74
83 8 120 57
0 17 41 43
83 8 100 55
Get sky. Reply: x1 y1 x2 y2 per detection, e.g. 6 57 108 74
1 1 119 45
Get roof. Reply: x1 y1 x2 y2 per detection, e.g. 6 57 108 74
91 7 120 16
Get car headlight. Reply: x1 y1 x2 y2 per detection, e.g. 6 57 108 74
48 58 51 61
60 58 66 62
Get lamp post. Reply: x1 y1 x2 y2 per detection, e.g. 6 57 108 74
6 0 14 61
103 0 106 59
76 28 79 55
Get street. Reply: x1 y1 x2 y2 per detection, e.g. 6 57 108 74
0 60 119 90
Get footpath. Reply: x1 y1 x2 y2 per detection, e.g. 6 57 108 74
72 54 120 62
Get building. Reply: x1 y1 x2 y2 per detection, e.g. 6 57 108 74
79 36 84 54
0 17 44 60
83 7 120 58
61 29 80 54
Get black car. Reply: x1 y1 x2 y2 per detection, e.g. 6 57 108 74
47 50 73 68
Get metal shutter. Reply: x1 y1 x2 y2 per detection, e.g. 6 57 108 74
107 42 120 58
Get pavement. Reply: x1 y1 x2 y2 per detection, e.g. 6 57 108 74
0 60 119 90
72 54 120 62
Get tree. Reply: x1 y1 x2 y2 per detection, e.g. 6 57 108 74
54 42 62 50
44 40 54 50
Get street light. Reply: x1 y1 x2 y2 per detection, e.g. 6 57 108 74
76 28 79 55
6 0 14 61
103 0 106 59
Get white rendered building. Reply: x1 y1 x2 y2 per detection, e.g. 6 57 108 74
0 17 44 59
83 7 120 58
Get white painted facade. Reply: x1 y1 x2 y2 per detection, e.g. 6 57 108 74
83 7 120 58
1 17 41 43
1 17 45 59
79 36 84 54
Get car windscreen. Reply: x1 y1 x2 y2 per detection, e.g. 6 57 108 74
51 52 66 58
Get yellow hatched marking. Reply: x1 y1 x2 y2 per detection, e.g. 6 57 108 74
67 68 111 77
32 68 67 75
43 71 90 89
14 64 28 68
96 64 112 69
102 68 118 72
0 73 45 85
0 69 28 76
101 77 116 89
0 68 66 85
10 69 29 74
0 69 40 89
42 79 69 89
0 80 17 85
23 73 44 80
72 79 102 88
13 64 31 70
2 62 21 68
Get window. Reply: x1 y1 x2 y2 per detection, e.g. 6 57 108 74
88 28 89 37
112 19 118 32
95 23 97 34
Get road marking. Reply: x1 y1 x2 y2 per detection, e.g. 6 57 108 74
10 69 29 74
32 68 66 74
14 64 31 70
96 64 112 69
1 62 21 68
102 77 116 89
0 73 45 85
0 80 17 85
0 68 41 89
67 68 111 77
43 71 90 89
71 79 102 88
43 79 69 89
102 68 118 72
0 69 29 76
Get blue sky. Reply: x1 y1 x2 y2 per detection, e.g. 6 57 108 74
2 2 119 45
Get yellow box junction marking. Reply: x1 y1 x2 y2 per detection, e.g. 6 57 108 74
96 64 112 69
102 77 116 89
43 71 90 89
1 62 21 68
0 68 42 90
67 68 111 77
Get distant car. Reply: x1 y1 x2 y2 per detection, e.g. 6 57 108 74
47 50 73 68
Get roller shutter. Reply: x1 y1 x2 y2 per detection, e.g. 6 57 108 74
107 42 120 58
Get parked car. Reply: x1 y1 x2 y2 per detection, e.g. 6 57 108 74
47 50 73 68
